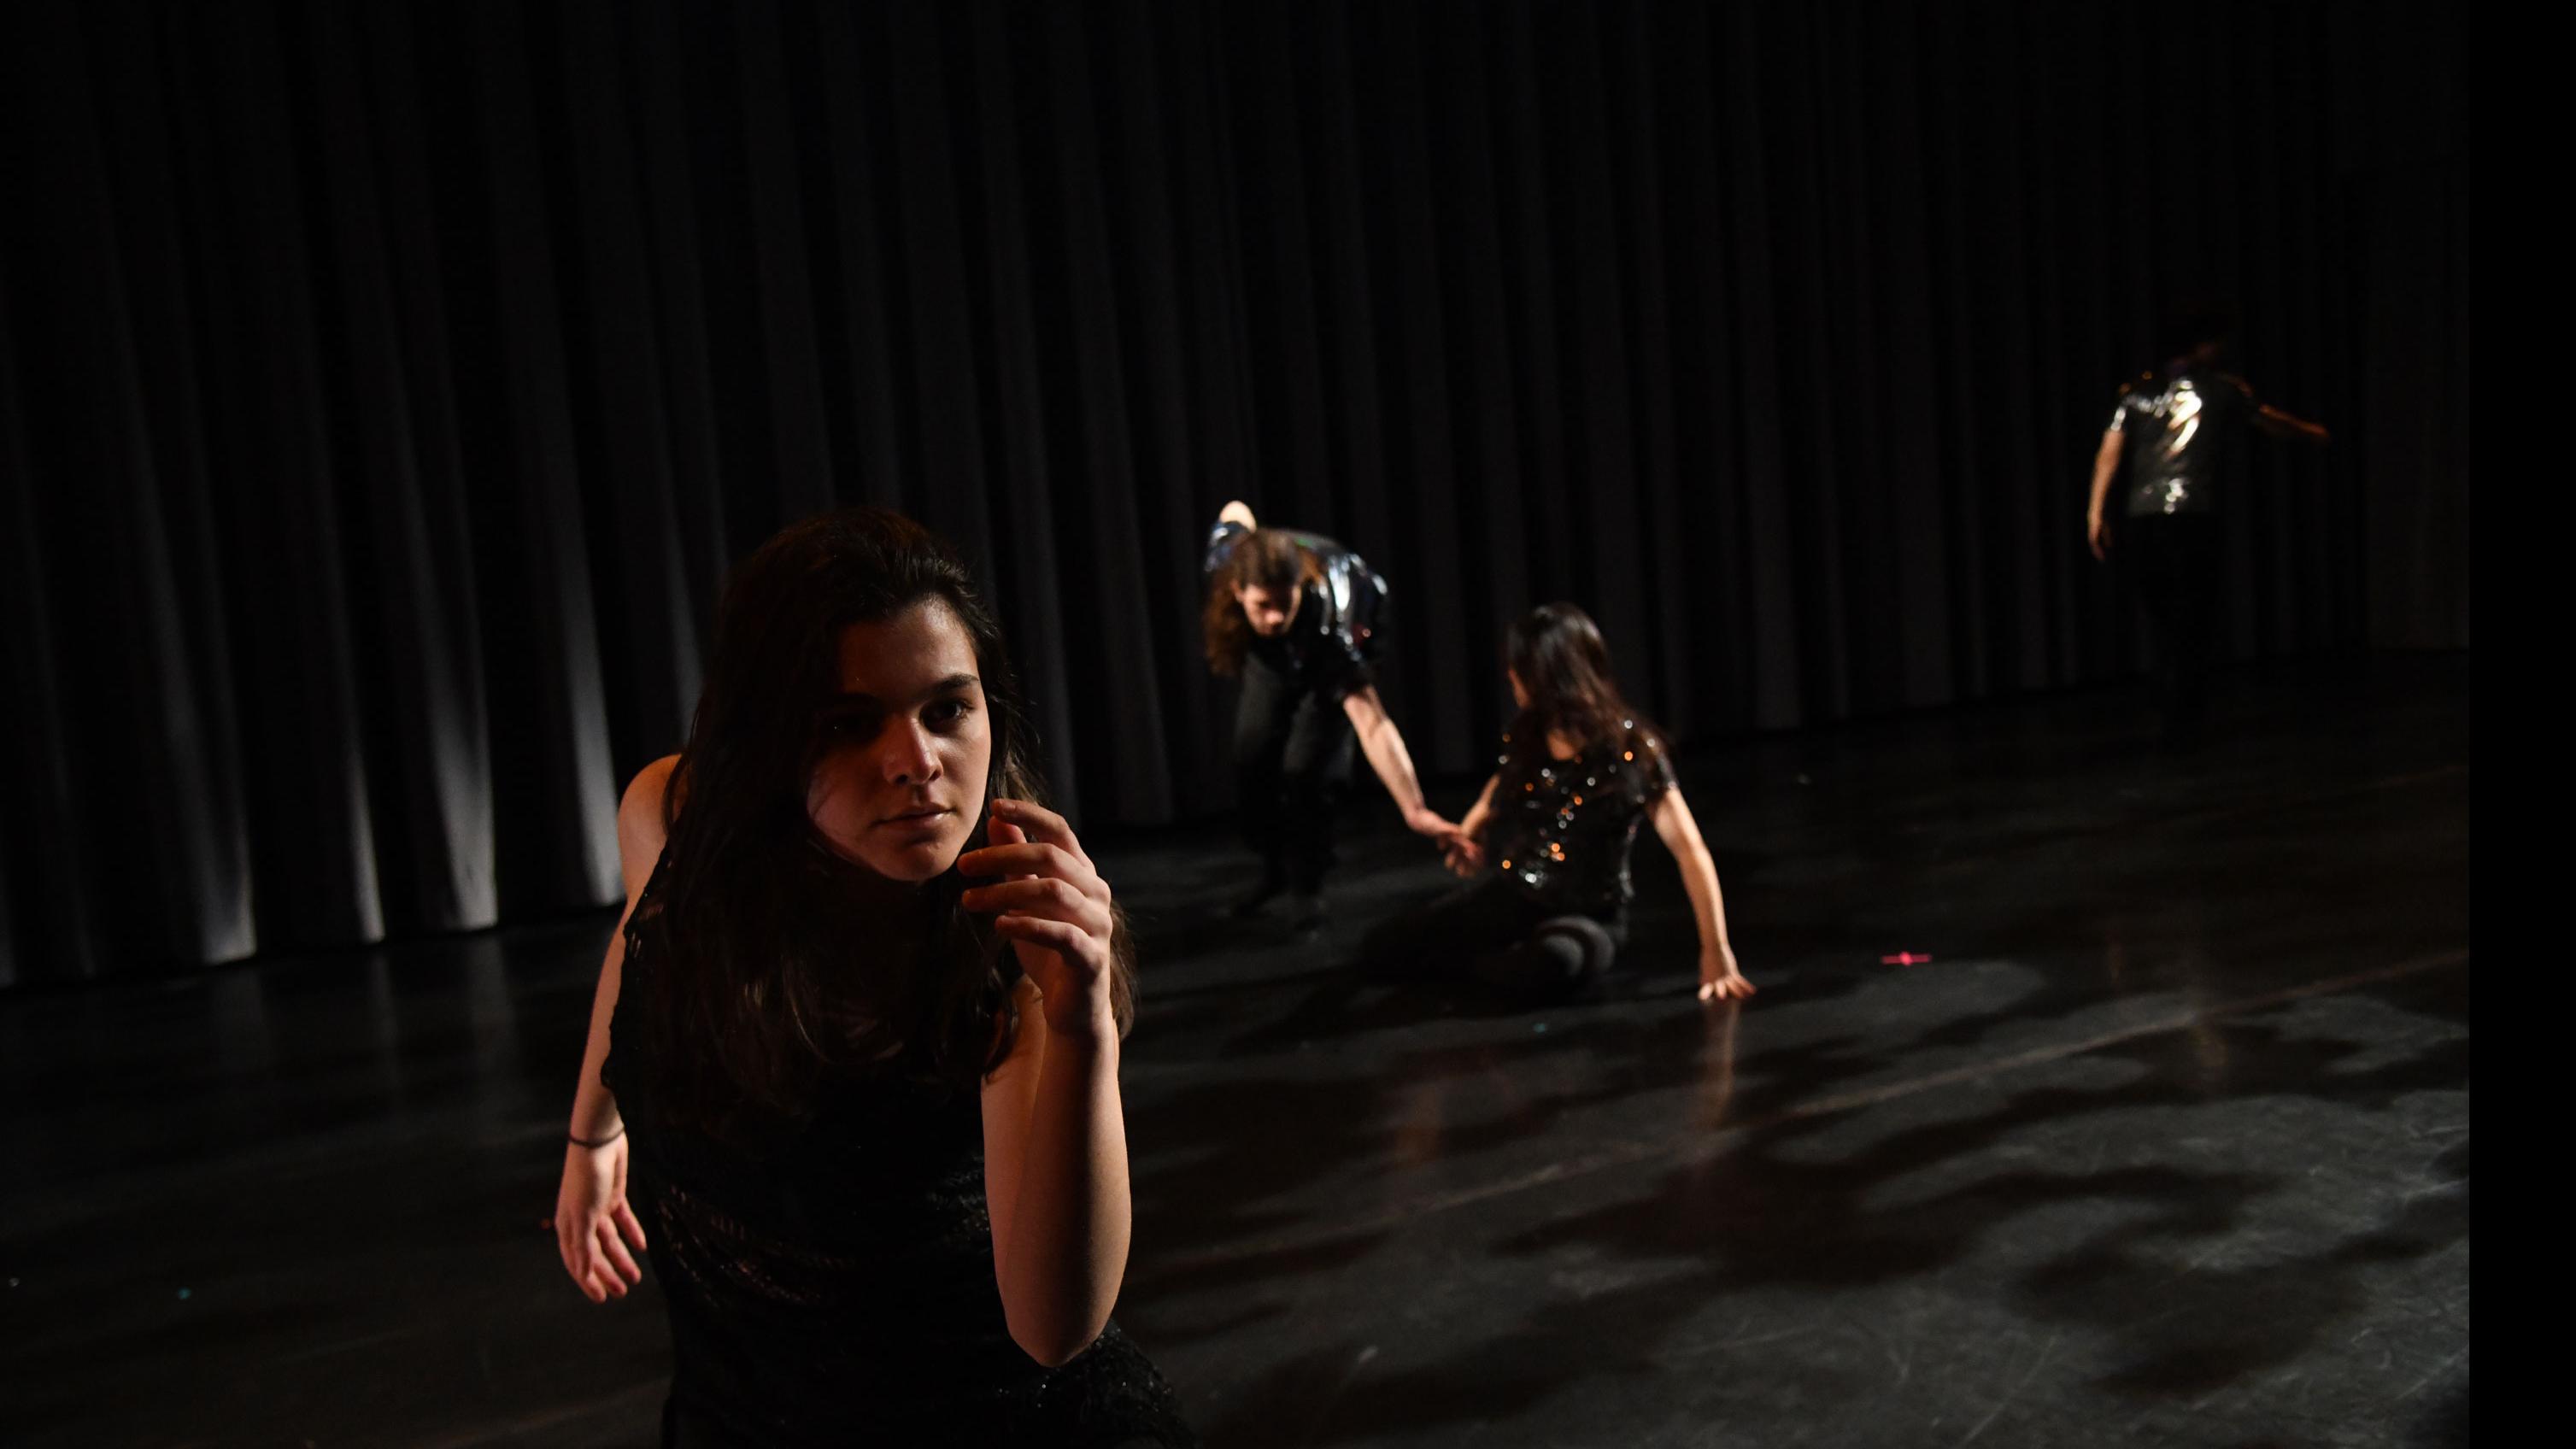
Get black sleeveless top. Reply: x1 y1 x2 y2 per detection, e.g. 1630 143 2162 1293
604 859 1194 1447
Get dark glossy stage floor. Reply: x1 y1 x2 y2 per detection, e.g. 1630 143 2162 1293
1 658 2469 1447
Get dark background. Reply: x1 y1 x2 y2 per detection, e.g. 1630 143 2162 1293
0 0 2469 985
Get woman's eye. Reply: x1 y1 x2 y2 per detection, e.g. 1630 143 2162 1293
926 699 973 728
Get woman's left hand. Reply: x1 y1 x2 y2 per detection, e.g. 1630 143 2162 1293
1697 945 1756 1003
1442 833 1486 877
959 799 1118 1037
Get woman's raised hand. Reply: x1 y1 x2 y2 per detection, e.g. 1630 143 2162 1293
959 799 1119 1038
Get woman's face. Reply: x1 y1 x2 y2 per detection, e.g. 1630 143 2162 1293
806 597 994 884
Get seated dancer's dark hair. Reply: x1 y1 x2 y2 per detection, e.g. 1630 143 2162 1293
638 507 1135 1136
1504 602 1667 765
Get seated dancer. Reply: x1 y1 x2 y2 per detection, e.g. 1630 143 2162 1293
1362 603 1753 1006
2086 299 2330 746
1201 499 1459 933
553 508 1195 1447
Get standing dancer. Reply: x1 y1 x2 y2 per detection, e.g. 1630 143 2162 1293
1202 500 1459 934
552 509 1194 1446
2086 301 2330 746
1361 603 1752 1006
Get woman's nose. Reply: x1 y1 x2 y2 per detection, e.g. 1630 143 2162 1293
882 721 942 784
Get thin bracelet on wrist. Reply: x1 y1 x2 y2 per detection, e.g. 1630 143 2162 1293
569 1126 625 1149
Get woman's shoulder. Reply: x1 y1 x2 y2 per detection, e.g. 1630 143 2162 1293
626 754 680 801
616 756 682 896
622 754 679 831
1613 724 1677 787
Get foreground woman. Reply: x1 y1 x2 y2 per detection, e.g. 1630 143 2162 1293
554 508 1194 1446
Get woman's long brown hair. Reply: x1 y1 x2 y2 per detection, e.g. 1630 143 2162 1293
634 508 1136 1136
1202 529 1322 677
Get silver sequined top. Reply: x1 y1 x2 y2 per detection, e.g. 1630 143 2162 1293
2107 366 2264 518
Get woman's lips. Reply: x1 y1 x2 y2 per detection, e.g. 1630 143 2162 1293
876 807 951 830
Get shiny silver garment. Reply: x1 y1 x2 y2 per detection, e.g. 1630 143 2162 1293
2107 367 2263 518
1203 518 1389 678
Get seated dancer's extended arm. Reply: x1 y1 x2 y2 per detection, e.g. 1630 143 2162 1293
1650 787 1753 1001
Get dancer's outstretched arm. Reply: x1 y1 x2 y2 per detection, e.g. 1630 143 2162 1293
2252 402 2330 445
1649 787 1753 1002
1342 686 1459 843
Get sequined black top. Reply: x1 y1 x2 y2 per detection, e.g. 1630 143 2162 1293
604 859 1194 1447
1204 519 1387 700
2107 366 2264 518
1482 722 1679 914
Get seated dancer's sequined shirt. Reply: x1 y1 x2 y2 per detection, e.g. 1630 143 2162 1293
1485 722 1679 915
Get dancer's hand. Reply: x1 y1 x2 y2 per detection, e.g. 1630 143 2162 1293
1219 499 1259 530
960 799 1119 1039
2087 513 2110 562
1405 806 1464 845
1697 944 1755 1003
555 1135 648 1303
1443 833 1486 877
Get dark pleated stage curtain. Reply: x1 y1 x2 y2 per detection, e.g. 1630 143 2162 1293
0 0 2469 983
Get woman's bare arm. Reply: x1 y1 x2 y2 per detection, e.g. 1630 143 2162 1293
2252 403 2330 445
566 757 677 1142
2086 428 2123 561
969 801 1131 1368
980 977 1049 1287
983 995 1127 1367
1649 787 1753 1001
554 754 678 1302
